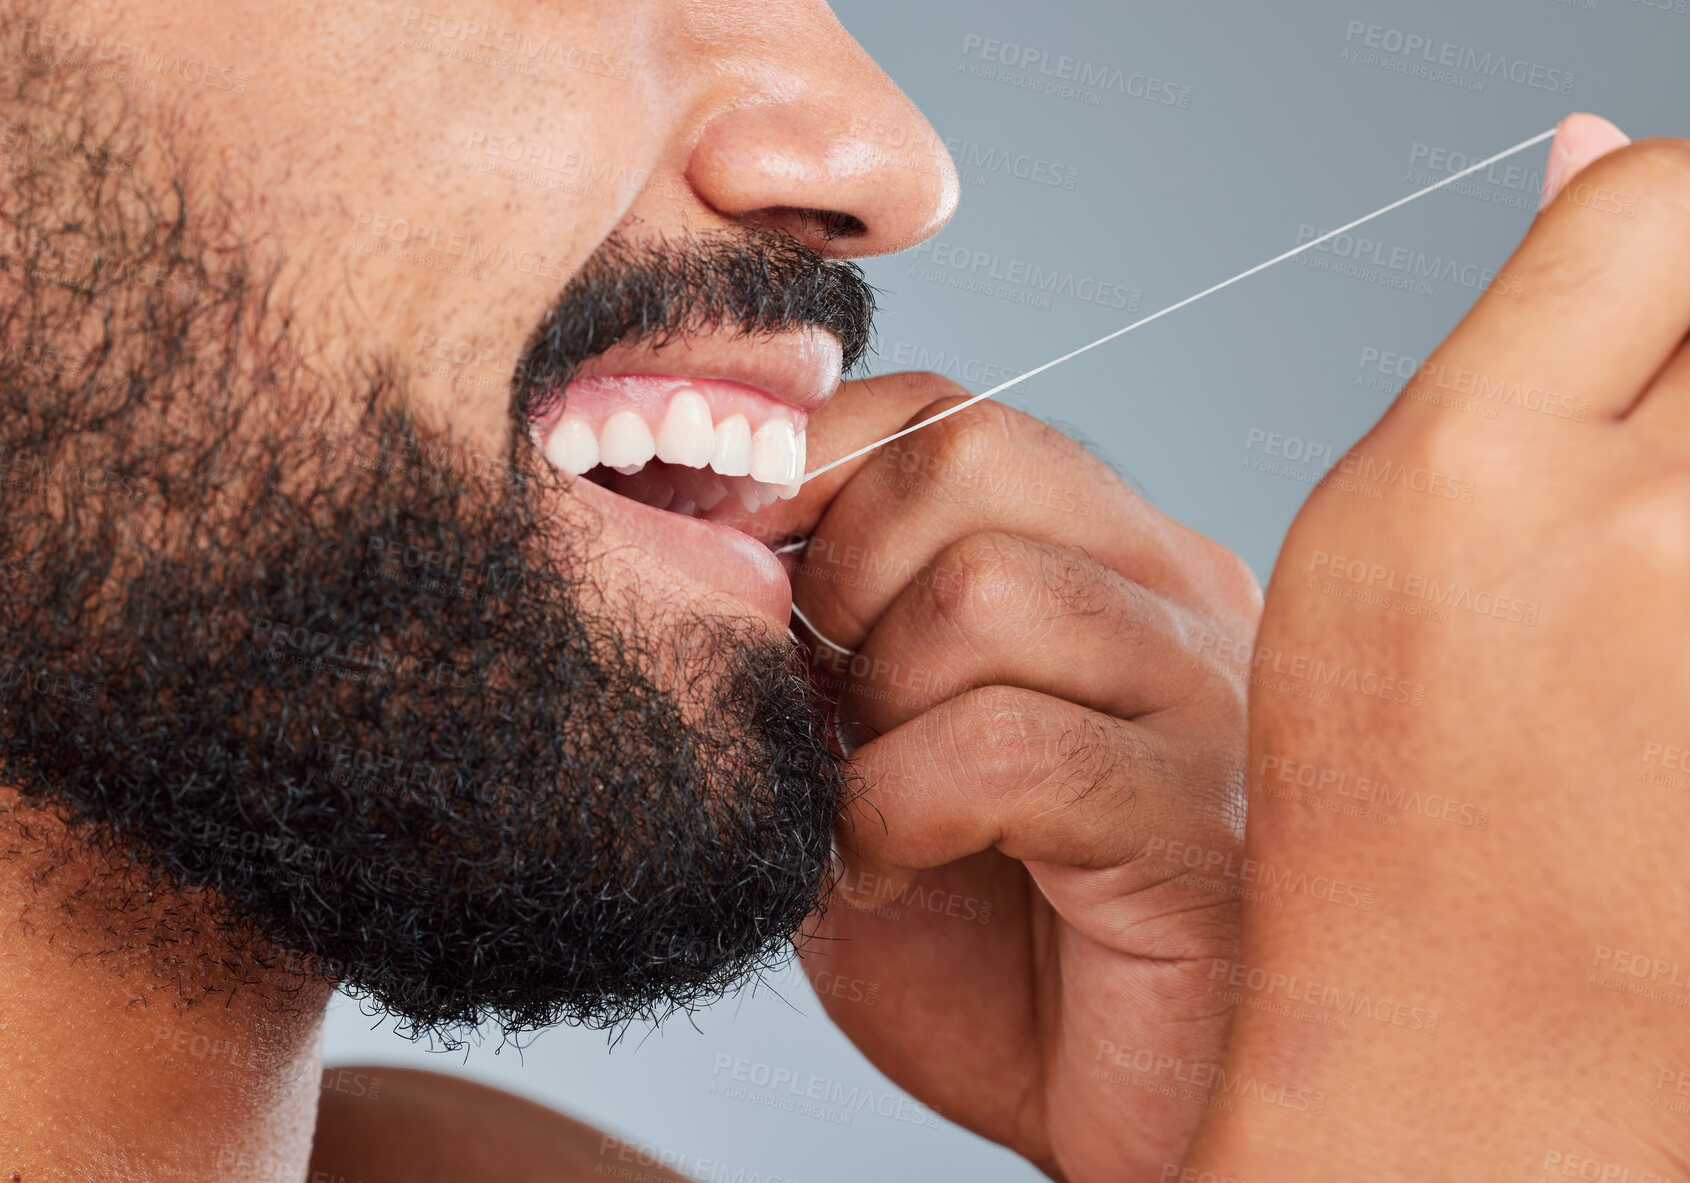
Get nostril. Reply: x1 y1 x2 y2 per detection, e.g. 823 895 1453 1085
793 208 868 243
744 206 868 249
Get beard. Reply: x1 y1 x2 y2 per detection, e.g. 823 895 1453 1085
0 22 874 1041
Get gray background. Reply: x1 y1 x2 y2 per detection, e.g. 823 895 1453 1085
323 1 1688 1179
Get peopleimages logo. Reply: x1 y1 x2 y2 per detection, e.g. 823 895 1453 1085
908 238 1141 311
1294 224 1521 296
1092 1040 1327 1115
1341 21 1575 95
959 33 1194 108
946 136 1081 191
1207 958 1442 1033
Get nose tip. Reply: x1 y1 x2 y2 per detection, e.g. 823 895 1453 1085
684 52 959 259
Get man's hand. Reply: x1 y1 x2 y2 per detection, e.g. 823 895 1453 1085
1179 126 1690 1180
728 372 1262 1182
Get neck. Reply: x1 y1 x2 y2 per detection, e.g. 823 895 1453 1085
0 803 332 1183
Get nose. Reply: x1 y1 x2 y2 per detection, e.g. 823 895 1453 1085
682 2 959 259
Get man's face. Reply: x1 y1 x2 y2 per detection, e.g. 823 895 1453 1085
0 0 955 1037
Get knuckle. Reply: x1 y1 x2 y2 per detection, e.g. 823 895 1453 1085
832 371 964 436
1046 713 1140 810
927 532 1032 637
1405 411 1469 473
1608 471 1690 575
1374 400 1493 488
928 537 1143 648
1204 543 1264 621
878 370 972 405
901 396 1014 478
895 396 1070 479
947 685 1044 784
1039 548 1163 655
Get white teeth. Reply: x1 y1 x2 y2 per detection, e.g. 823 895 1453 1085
732 476 780 511
774 431 807 497
543 415 599 477
599 410 656 472
654 389 714 468
711 415 752 477
750 419 798 485
534 401 805 505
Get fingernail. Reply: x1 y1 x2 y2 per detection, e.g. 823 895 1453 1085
1539 121 1571 212
1540 113 1631 211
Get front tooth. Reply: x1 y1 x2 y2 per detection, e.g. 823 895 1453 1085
543 416 599 477
599 410 656 472
654 389 714 468
750 419 798 485
793 430 807 479
711 415 752 477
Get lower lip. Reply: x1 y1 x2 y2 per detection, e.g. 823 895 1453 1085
568 474 792 625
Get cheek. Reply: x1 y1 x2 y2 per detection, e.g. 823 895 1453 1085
183 10 674 447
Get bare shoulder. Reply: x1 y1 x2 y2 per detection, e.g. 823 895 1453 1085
310 1065 693 1183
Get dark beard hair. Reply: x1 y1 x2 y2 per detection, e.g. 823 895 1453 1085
0 14 858 1044
514 226 876 424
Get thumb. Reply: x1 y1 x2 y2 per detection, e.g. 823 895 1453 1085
1540 113 1631 210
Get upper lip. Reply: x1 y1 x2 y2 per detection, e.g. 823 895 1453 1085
564 323 845 414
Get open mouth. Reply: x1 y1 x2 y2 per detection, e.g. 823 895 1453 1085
520 324 842 526
528 374 807 515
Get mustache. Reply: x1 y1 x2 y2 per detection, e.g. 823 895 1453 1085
512 227 876 423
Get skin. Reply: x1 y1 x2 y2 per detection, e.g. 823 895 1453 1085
2 3 1262 1183
1176 119 1690 1179
16 0 1675 1178
315 371 1262 1183
1 0 949 1179
777 380 1261 1181
318 113 1690 1183
312 1069 695 1183
62 0 955 638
